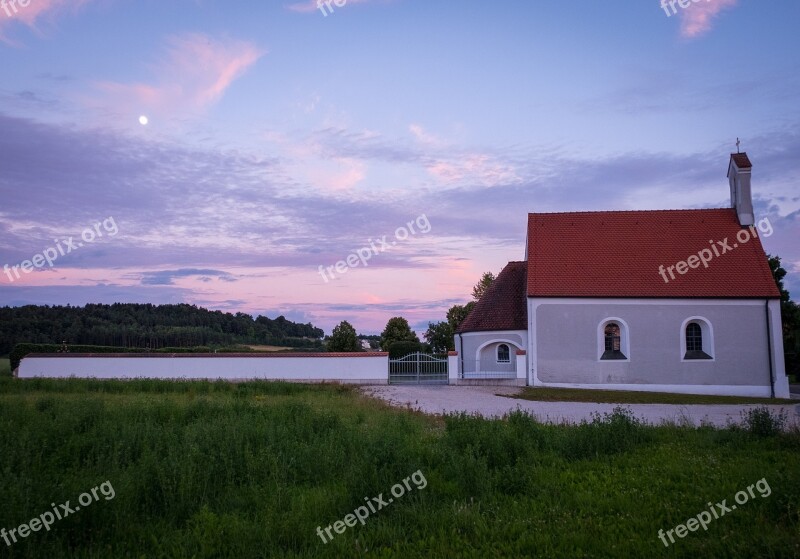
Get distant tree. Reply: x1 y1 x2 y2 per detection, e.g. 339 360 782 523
424 321 454 353
768 255 800 335
768 255 800 378
327 321 360 352
446 302 476 332
471 272 496 301
380 317 419 351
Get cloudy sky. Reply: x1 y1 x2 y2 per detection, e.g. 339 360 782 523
0 0 798 335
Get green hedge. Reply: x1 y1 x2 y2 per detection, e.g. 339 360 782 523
387 340 424 359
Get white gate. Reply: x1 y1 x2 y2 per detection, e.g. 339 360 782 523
388 352 448 384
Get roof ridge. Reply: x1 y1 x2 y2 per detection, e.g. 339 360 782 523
528 208 731 217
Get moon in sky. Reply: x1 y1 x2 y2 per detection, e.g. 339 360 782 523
138 115 149 126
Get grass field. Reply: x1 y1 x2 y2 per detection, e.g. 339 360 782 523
506 386 797 405
0 378 798 558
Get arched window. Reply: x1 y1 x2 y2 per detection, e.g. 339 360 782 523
686 323 702 351
605 323 621 351
497 344 510 363
683 320 713 360
598 319 629 361
602 323 625 360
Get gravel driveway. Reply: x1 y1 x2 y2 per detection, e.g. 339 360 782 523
362 385 800 428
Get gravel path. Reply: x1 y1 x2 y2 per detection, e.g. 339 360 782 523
361 385 800 428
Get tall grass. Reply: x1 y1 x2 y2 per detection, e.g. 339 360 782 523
0 378 798 558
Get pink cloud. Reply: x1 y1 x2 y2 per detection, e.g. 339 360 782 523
93 33 263 119
676 0 738 38
306 157 367 190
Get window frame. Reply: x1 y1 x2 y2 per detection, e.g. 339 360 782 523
597 317 630 362
496 343 511 364
685 323 703 352
680 317 715 362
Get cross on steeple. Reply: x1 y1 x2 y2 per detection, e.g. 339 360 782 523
736 138 741 153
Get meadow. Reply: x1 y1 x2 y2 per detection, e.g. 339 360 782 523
0 378 798 558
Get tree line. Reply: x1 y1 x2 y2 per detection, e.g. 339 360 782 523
0 303 324 355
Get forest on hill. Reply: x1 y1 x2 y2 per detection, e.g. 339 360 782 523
0 303 324 355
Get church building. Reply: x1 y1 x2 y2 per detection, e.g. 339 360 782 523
455 152 790 398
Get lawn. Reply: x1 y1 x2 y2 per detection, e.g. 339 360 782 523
506 386 797 406
0 378 798 558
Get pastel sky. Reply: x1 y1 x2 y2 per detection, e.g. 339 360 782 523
1 0 798 335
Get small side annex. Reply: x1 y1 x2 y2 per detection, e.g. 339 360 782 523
454 261 528 385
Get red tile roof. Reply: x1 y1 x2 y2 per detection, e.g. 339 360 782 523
457 261 527 333
730 152 752 169
526 208 779 298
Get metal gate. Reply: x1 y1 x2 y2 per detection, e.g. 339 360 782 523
388 352 448 384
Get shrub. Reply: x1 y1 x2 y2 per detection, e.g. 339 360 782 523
592 405 642 428
388 340 424 359
739 406 788 437
784 351 799 379
561 406 650 460
0 358 11 378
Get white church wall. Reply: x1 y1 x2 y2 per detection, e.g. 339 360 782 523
528 298 787 397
